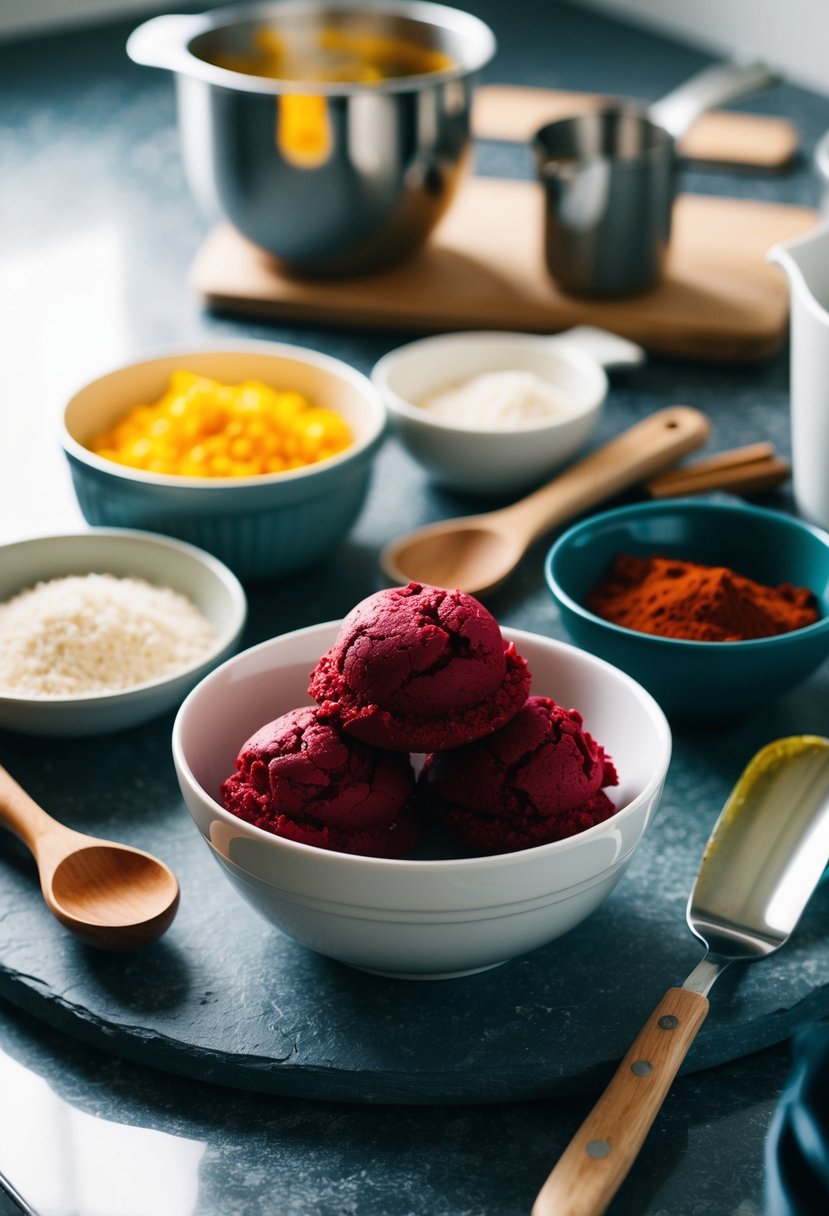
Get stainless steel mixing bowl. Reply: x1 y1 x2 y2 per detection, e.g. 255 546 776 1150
128 1 496 274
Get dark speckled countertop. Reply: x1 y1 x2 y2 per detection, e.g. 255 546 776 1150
1 2 829 1213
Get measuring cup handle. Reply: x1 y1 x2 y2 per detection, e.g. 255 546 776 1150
544 326 646 370
648 59 779 141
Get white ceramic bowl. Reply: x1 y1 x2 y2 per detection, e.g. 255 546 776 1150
172 622 671 979
61 341 387 581
0 530 247 737
371 326 644 496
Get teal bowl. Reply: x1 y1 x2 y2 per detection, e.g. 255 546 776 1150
61 342 387 582
544 500 829 719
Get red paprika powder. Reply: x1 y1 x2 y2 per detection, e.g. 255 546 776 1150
585 554 820 642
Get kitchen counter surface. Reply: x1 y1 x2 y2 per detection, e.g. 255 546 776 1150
1 2 828 1213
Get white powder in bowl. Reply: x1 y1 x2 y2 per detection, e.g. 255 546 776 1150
0 573 217 698
417 369 571 429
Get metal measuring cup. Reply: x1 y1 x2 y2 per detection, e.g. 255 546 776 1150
532 60 778 297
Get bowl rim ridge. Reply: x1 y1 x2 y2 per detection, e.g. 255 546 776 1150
224 850 636 917
172 620 672 872
61 339 387 491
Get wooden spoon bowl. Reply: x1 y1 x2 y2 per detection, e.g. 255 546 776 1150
0 766 180 951
381 406 711 596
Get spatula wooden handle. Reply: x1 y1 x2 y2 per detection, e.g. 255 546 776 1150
532 987 709 1216
503 406 711 546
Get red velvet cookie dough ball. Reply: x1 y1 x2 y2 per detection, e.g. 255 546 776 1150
420 695 619 853
308 582 531 752
221 705 419 858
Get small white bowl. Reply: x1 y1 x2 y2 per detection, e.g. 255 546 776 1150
61 341 387 581
371 325 644 496
172 622 671 979
0 530 247 737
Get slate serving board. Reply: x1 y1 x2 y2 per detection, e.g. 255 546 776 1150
1 573 828 1107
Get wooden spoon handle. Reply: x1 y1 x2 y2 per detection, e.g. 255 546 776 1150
0 765 71 863
502 406 711 545
532 987 709 1216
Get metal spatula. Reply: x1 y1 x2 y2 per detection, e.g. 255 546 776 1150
533 734 829 1216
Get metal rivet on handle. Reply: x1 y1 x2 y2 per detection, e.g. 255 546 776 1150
586 1139 611 1158
631 1060 653 1076
658 1015 679 1030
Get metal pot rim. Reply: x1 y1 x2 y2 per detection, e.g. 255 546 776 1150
127 0 497 96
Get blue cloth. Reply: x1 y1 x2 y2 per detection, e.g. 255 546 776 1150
766 1025 829 1215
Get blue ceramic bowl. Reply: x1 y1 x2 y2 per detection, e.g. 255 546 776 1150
61 342 386 582
544 500 829 719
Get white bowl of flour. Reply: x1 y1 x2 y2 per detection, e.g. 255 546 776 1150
372 326 644 496
0 529 246 736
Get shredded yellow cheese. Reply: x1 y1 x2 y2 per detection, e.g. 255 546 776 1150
89 370 352 478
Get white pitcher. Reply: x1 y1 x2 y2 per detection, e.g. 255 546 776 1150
769 222 829 531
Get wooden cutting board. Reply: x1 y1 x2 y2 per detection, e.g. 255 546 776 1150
192 176 818 362
472 84 800 168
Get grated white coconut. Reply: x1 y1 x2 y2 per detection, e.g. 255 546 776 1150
0 573 216 698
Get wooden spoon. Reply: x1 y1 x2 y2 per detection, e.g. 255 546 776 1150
381 406 711 594
0 765 180 951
